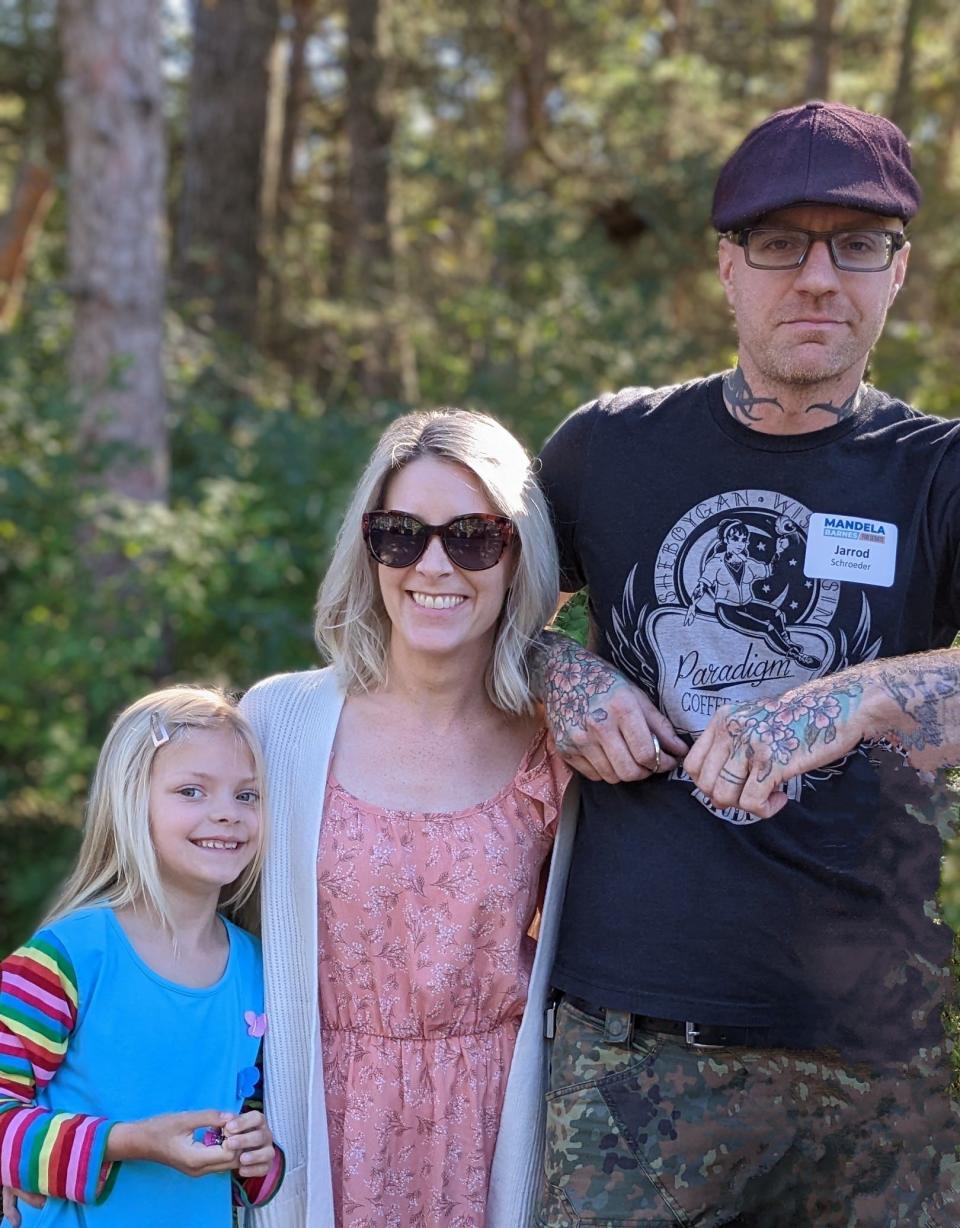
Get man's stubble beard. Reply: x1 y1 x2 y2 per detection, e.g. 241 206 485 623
735 321 873 392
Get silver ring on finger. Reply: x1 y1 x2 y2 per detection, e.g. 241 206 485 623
651 732 661 774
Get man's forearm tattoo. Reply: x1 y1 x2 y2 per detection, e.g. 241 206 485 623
804 386 861 422
720 654 960 782
532 633 621 750
876 662 960 754
723 678 866 784
722 367 784 424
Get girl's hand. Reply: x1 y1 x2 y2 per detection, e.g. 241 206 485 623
3 1185 46 1228
108 1110 237 1176
222 1110 276 1178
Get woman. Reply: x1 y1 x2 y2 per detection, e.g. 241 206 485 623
240 410 577 1227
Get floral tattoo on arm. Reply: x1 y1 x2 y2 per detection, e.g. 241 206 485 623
723 678 866 785
531 632 625 751
721 652 960 784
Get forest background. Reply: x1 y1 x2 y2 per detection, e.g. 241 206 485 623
1 0 959 952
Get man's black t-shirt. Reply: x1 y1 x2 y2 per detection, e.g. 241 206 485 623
538 374 960 1062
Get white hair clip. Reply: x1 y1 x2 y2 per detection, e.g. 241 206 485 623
150 713 171 748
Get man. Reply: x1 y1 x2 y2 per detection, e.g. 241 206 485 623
533 101 960 1227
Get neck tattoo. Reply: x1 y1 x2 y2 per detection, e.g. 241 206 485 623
803 386 862 422
722 367 784 424
723 367 864 427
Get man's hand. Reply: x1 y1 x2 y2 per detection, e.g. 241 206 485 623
533 632 686 782
222 1110 276 1180
685 676 867 819
686 650 960 819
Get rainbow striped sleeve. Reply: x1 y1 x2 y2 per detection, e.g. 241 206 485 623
233 1146 285 1208
0 931 115 1203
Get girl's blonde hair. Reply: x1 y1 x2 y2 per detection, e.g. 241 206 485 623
45 685 266 928
315 409 559 714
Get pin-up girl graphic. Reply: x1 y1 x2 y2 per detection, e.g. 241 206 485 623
684 517 822 668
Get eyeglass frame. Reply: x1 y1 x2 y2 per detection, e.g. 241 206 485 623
721 226 907 272
361 510 516 571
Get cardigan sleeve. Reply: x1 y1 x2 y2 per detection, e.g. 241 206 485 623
0 930 116 1203
231 1042 285 1208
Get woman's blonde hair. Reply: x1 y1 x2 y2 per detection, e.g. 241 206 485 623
315 409 559 714
45 685 266 929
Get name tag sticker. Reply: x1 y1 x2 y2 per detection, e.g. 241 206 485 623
803 512 898 587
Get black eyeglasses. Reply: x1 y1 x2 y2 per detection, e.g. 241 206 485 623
724 227 906 272
362 511 516 571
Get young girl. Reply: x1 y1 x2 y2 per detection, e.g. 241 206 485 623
0 686 284 1227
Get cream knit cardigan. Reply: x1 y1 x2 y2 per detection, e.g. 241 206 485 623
241 666 579 1228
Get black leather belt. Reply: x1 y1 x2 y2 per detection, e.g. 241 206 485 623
564 994 773 1049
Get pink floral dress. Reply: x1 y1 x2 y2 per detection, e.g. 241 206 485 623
317 730 570 1228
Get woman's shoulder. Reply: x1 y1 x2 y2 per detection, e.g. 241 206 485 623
241 664 337 707
239 665 343 733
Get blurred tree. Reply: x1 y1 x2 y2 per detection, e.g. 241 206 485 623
345 0 414 400
0 161 54 328
804 0 837 99
0 0 62 163
2 0 960 950
889 0 923 134
275 0 319 238
502 0 551 177
59 0 168 506
0 0 62 326
174 0 280 342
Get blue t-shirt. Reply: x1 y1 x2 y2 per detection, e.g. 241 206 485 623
19 907 265 1228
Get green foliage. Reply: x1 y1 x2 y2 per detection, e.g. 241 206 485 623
553 591 589 647
0 816 81 951
3 0 960 956
0 300 394 948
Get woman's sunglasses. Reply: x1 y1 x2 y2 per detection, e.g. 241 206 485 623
362 510 515 571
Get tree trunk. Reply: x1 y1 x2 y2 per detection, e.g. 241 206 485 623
59 0 168 505
326 116 351 302
503 0 551 175
175 0 280 342
889 0 924 136
930 76 960 195
661 0 690 57
803 0 835 100
260 0 315 344
0 161 55 330
276 0 317 237
345 0 402 401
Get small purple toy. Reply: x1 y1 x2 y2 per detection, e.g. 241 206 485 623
193 1126 225 1147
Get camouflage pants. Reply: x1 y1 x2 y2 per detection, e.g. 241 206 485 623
535 998 960 1227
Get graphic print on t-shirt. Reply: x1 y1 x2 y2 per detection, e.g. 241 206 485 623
609 488 882 824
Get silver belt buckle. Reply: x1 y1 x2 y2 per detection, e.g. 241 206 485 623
685 1021 723 1050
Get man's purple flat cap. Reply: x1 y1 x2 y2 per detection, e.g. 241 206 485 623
711 100 922 231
